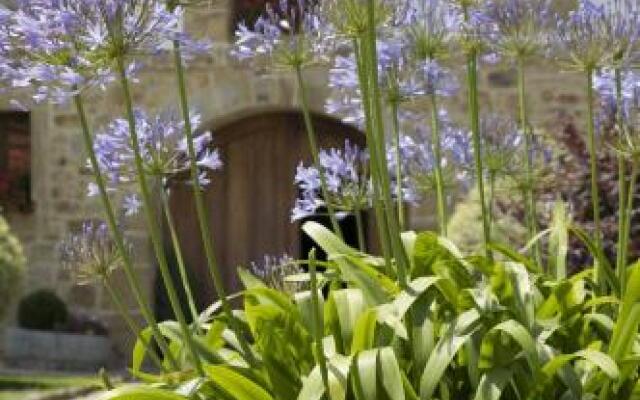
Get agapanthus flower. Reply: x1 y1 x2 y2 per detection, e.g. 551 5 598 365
321 0 393 38
292 140 371 221
480 115 524 176
601 0 640 65
0 0 209 104
59 220 129 285
593 68 640 125
250 253 303 294
89 109 222 202
326 42 456 126
485 0 553 60
448 1 499 55
232 0 331 69
478 115 551 185
554 0 610 71
389 109 472 195
405 0 462 60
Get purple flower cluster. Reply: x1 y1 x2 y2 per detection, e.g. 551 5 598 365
593 69 640 125
292 140 371 221
232 0 330 68
89 109 222 215
58 220 127 284
554 0 613 70
388 110 473 196
325 42 457 126
405 0 461 60
0 0 209 104
485 0 553 59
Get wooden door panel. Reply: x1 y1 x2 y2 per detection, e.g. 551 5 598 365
164 109 366 308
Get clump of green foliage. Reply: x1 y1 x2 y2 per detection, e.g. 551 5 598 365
18 290 68 331
0 216 25 322
104 221 638 400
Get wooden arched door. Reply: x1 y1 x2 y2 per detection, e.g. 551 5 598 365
160 108 367 311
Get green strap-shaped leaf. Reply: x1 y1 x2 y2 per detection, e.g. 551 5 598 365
303 221 360 256
393 277 442 317
379 348 405 400
488 242 539 273
351 309 378 354
611 261 640 361
487 320 539 371
420 309 481 399
473 369 513 400
132 321 183 373
238 267 267 289
352 349 378 400
298 354 352 400
295 289 324 334
98 386 188 400
376 277 441 340
542 349 619 381
204 365 273 400
332 289 366 354
569 225 619 294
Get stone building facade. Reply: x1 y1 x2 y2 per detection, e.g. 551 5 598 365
0 0 588 362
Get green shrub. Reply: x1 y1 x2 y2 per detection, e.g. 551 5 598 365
0 216 26 322
17 290 68 331
111 223 637 400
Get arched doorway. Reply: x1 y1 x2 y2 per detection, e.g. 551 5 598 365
157 108 367 315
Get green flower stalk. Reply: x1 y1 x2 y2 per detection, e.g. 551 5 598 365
391 98 406 231
115 56 205 376
430 93 448 236
364 0 410 286
160 187 200 329
615 67 629 290
73 94 178 371
295 64 344 240
407 0 458 237
586 67 603 286
353 38 394 273
516 57 541 264
171 41 258 367
465 51 491 259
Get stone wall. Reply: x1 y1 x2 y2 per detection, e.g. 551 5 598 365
0 1 588 364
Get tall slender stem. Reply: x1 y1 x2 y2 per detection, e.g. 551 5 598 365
517 57 540 264
73 94 178 370
466 51 492 260
171 41 257 367
115 56 204 377
160 188 200 330
614 67 628 291
364 0 410 286
391 101 405 231
103 279 165 372
294 65 344 239
309 249 331 400
620 159 638 288
353 38 393 271
488 171 496 236
429 93 447 236
586 68 603 288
